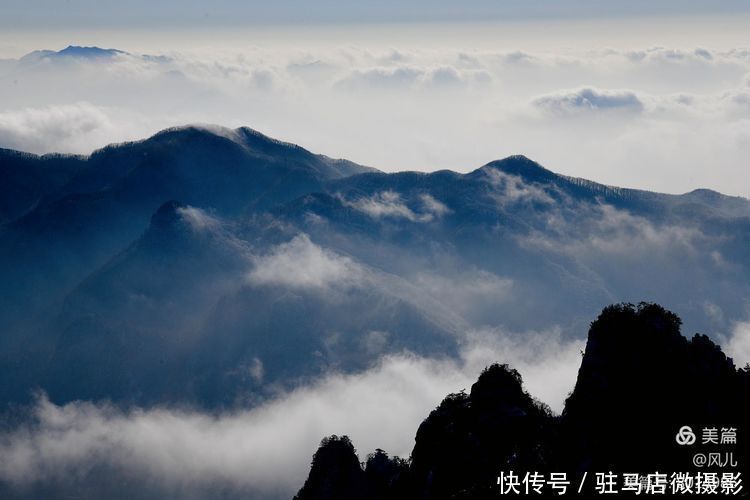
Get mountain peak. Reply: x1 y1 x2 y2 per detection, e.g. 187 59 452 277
149 200 184 229
683 187 739 202
559 302 748 471
141 124 309 156
469 363 529 411
19 45 127 64
486 154 542 167
148 124 236 140
472 155 557 182
57 45 127 58
294 435 368 500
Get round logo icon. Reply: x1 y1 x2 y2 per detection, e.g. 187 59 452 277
675 425 696 446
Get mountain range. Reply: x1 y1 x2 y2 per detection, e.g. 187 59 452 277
1 124 749 408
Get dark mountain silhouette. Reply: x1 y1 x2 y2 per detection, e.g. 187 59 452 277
294 436 371 500
294 437 408 500
364 450 409 500
398 364 555 499
295 303 750 499
560 302 750 474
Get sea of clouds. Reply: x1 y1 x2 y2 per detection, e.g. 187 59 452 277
1 30 750 196
0 330 583 498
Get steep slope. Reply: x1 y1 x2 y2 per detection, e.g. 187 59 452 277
41 201 249 405
41 202 461 406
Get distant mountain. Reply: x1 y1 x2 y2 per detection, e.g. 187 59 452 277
295 303 750 499
0 125 749 409
19 45 128 64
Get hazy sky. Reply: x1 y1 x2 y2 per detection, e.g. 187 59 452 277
1 7 750 196
2 1 750 27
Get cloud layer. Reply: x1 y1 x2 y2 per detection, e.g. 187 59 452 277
533 87 644 115
1 31 750 195
0 330 583 498
0 102 137 154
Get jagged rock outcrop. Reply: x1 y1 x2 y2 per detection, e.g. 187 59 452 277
398 364 554 499
363 449 408 500
293 438 409 500
295 303 750 499
561 302 750 473
293 436 371 500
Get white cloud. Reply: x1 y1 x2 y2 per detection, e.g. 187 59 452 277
342 191 450 222
722 90 750 116
0 329 582 498
522 202 705 259
419 193 451 217
575 204 703 256
460 328 584 411
1 36 750 195
343 190 417 220
247 234 365 289
532 87 644 115
0 102 134 154
334 63 488 91
335 66 423 90
498 50 536 65
176 206 222 233
726 319 750 367
427 66 463 87
625 47 714 64
483 168 555 205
